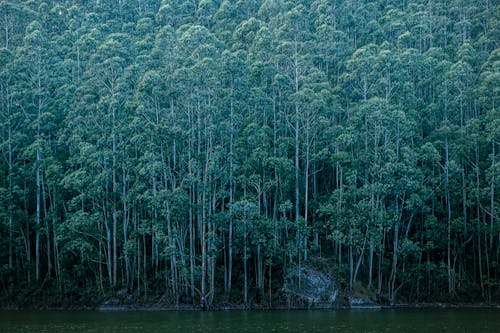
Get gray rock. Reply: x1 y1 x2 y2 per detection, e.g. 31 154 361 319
349 297 380 308
283 265 338 305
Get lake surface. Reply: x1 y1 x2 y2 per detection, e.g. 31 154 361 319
1 308 499 333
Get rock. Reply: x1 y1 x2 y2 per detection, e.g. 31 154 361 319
283 265 338 306
349 297 380 308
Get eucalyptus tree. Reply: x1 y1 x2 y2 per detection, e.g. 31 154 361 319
474 48 499 298
273 5 316 267
68 31 134 288
178 23 223 306
220 48 248 300
13 18 54 282
231 199 259 307
0 47 19 273
0 1 37 49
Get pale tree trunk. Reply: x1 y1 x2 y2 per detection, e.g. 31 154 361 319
445 136 453 295
122 162 130 289
389 196 400 305
103 159 113 287
189 187 195 302
272 93 278 245
294 38 300 226
377 220 386 296
161 144 178 303
198 101 207 305
35 86 42 282
135 206 140 297
8 121 13 269
353 235 367 284
337 157 343 267
202 133 212 306
187 105 195 303
97 212 104 294
52 187 61 284
313 165 319 249
167 200 178 305
348 235 353 294
227 84 234 300
135 210 140 296
4 12 10 49
209 184 217 305
303 112 310 261
490 140 495 249
243 220 248 308
389 121 403 304
41 173 51 277
143 232 147 300
475 141 484 297
258 243 263 292
23 181 31 282
462 166 467 234
368 192 375 289
112 106 118 287
35 147 41 282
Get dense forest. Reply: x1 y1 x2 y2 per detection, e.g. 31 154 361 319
0 0 498 308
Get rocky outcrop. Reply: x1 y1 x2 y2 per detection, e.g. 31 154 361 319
283 265 338 306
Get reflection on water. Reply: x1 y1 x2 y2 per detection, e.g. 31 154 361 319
0 308 499 333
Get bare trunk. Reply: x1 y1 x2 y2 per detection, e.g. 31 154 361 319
294 39 300 225
104 159 113 287
8 123 13 269
112 107 117 287
35 148 41 282
476 142 484 296
41 173 51 277
445 136 453 295
227 88 234 300
198 102 207 304
490 140 495 248
389 196 400 305
303 118 310 261
187 116 195 302
123 164 130 289
243 222 248 307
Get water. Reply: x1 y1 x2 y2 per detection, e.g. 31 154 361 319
0 308 499 333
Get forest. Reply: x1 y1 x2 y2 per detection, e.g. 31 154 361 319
0 0 498 308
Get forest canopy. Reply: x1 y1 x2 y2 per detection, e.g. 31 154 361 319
0 0 499 307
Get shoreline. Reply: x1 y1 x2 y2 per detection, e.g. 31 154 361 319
1 302 499 311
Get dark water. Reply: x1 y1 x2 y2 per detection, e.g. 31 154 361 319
0 308 499 333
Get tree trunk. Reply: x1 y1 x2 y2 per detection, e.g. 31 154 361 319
389 196 400 305
41 173 51 278
35 148 41 282
8 123 13 269
490 140 495 249
103 159 113 287
303 115 310 261
187 117 195 303
445 136 453 295
243 221 248 308
112 107 118 288
123 164 130 289
294 38 300 226
227 87 234 300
